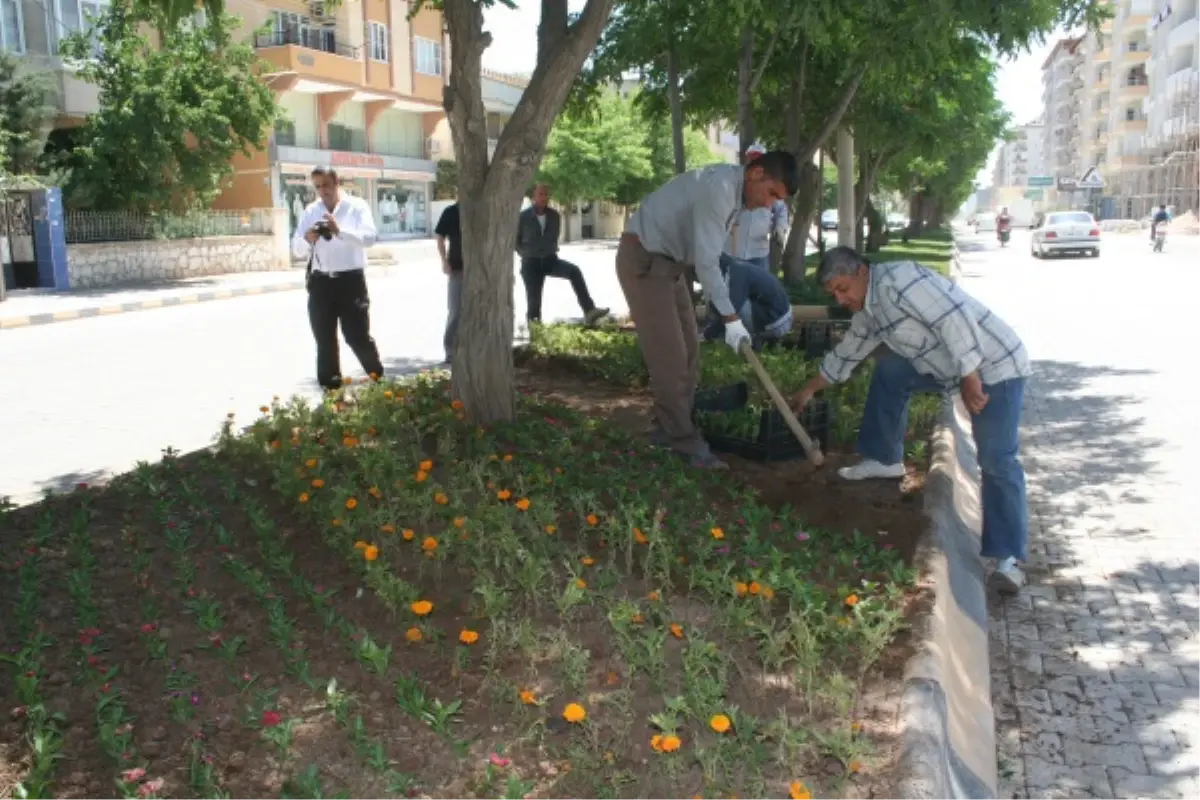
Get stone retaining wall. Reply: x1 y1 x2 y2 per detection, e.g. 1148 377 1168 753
67 234 289 289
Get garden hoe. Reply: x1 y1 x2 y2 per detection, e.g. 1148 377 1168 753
738 342 825 467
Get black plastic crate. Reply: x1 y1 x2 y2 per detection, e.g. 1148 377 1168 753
693 382 832 462
770 320 852 358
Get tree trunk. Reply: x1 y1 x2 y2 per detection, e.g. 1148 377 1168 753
853 146 886 251
906 191 925 236
864 198 886 252
782 160 821 283
441 0 616 424
666 34 686 174
736 25 755 156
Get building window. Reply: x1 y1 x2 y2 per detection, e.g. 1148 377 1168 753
55 0 110 55
414 36 442 76
2 0 24 53
368 21 388 62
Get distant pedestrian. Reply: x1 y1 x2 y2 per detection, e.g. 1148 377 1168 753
790 246 1032 593
516 184 609 326
618 151 801 469
435 202 463 365
292 165 384 391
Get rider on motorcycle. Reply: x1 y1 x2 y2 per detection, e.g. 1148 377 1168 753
1151 204 1170 240
997 207 1012 244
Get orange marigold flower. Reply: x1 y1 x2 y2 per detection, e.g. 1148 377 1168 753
848 759 862 773
748 581 761 595
298 492 310 504
503 454 513 462
669 623 684 639
648 591 660 602
419 459 433 471
405 627 423 642
631 613 644 625
519 689 537 705
633 527 648 544
411 600 433 616
415 470 429 483
660 734 681 752
345 498 358 510
586 514 599 526
453 516 467 528
368 486 382 498
651 734 663 751
434 492 449 505
497 489 512 501
343 436 358 448
734 581 749 597
710 714 732 733
305 458 318 468
311 478 325 488
515 498 531 511
402 529 415 541
383 390 393 399
354 540 368 550
761 586 775 600
380 524 396 534
544 524 557 535
711 527 725 540
562 703 586 723
789 782 812 800
330 518 342 527
362 545 379 561
458 629 479 645
259 405 269 414
451 399 464 410
422 536 438 552
574 578 587 590
845 594 860 606
581 556 595 566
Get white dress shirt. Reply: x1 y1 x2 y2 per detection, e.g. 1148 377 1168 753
724 207 772 260
290 194 377 273
820 260 1031 387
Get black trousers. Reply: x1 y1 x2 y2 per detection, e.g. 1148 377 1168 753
307 269 384 390
520 256 595 322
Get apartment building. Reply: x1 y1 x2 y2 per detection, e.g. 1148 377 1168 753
1103 0 1154 175
1145 0 1199 151
992 121 1047 187
1041 37 1085 182
1077 21 1113 176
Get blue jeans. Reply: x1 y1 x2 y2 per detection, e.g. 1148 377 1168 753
857 353 1029 562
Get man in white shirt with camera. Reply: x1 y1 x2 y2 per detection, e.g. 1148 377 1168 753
291 165 385 391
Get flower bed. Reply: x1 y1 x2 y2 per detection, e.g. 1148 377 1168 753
1 375 927 799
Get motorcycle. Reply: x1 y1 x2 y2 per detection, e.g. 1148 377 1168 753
997 226 1011 247
1152 227 1166 253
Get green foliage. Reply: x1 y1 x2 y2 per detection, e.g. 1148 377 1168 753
0 52 55 179
60 0 279 213
434 160 458 201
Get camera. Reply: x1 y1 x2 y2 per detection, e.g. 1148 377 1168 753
312 220 334 241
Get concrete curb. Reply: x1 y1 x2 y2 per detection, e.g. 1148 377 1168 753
0 279 306 331
893 234 996 798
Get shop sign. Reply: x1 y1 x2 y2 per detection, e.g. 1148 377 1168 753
331 151 385 169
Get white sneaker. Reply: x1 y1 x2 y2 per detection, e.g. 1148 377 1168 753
991 557 1025 595
836 460 907 481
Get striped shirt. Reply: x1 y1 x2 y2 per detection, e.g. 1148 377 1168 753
819 261 1031 387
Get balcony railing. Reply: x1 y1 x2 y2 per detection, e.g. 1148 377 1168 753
255 29 359 60
327 125 368 153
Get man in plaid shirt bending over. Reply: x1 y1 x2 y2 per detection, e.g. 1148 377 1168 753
790 246 1032 594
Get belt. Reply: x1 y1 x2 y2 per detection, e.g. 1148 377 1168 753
310 268 364 279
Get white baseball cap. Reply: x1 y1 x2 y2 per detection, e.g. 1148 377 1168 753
746 144 767 155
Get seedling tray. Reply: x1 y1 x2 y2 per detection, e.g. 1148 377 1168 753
694 382 832 462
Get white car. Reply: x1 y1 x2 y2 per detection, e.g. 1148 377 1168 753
1031 211 1100 258
974 212 997 233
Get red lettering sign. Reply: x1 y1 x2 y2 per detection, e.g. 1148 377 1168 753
330 151 385 169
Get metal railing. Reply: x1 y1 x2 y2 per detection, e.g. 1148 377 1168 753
254 29 359 60
327 125 368 153
65 209 274 244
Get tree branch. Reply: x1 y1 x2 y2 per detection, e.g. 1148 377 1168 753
797 65 866 165
537 0 568 66
785 34 809 153
749 25 781 95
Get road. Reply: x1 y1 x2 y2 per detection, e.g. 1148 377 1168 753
0 241 628 505
955 227 1200 799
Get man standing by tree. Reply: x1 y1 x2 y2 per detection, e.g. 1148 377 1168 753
618 151 800 469
292 166 384 391
435 201 463 366
517 183 609 326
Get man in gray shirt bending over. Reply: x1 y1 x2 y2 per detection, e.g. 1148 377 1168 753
516 184 609 326
619 151 800 469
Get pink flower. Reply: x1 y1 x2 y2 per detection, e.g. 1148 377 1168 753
795 531 810 542
261 710 282 727
140 623 157 634
489 753 511 767
138 778 164 797
121 767 146 783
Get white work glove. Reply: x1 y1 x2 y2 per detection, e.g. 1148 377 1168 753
723 318 751 353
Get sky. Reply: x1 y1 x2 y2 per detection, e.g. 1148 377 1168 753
479 4 1066 187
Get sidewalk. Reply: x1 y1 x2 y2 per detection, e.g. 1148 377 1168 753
0 238 439 330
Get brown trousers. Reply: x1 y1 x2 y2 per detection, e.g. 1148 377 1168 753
615 234 705 456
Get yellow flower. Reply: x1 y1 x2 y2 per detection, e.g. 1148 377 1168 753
581 556 595 566
259 405 269 414
515 498 531 511
574 578 587 590
789 781 812 800
848 759 862 773
648 590 660 602
305 458 318 468
670 623 684 639
422 537 438 552
761 586 775 600
411 600 433 616
845 594 860 606
330 518 342 527
734 581 749 597
519 689 537 705
362 545 379 561
562 703 586 723
405 627 423 642
311 478 325 489
711 527 725 540
345 498 358 510
298 492 309 504
380 524 396 534
402 529 415 541
419 459 433 471
544 524 557 535
458 629 479 645
710 714 732 734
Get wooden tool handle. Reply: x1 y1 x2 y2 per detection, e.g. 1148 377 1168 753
740 342 825 467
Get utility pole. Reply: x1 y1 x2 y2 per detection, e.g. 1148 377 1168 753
836 127 855 247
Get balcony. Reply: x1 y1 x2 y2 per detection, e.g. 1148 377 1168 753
327 124 367 153
1117 117 1148 132
1118 80 1150 99
1170 16 1199 53
255 29 363 87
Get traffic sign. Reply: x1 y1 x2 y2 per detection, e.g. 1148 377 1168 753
1077 167 1105 189
1027 176 1054 187
1024 189 1045 200
1057 177 1078 191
